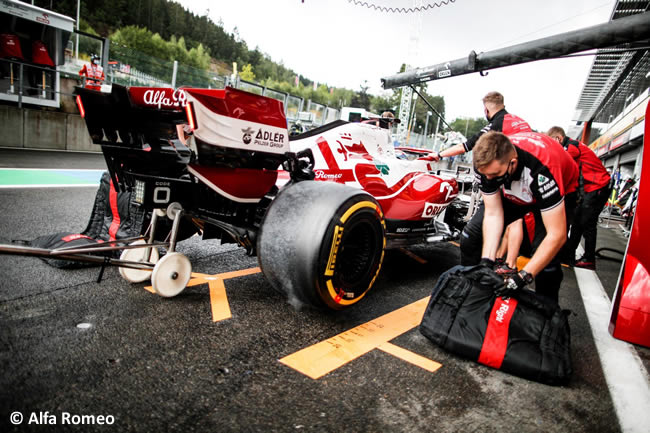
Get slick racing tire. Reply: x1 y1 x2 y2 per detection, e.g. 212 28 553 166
258 181 386 310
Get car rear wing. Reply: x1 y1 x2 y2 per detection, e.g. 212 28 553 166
75 85 187 149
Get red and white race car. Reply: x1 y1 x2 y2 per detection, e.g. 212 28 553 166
74 85 464 310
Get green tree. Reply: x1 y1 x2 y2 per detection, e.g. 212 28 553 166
448 117 488 139
411 91 445 135
350 81 372 110
40 0 404 110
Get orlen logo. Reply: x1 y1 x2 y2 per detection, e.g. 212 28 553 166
495 298 511 323
36 13 50 24
142 88 187 109
438 62 451 78
440 181 455 201
421 202 447 218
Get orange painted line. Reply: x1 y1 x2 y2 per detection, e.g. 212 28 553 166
279 297 430 379
204 267 261 281
143 267 261 323
209 279 232 322
144 272 208 292
449 241 460 247
516 256 530 270
377 342 442 373
512 256 569 269
144 268 260 291
399 248 428 264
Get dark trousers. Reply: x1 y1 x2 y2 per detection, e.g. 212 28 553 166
460 193 576 304
565 185 610 262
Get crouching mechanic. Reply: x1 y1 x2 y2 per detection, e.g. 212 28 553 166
461 131 579 303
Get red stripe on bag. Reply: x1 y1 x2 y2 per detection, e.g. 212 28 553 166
478 296 518 369
61 234 93 242
108 180 121 241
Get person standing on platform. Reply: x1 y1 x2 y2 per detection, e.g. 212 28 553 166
79 54 105 91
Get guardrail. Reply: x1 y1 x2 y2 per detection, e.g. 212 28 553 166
0 58 67 108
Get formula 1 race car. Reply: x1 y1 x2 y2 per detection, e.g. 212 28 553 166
70 84 464 310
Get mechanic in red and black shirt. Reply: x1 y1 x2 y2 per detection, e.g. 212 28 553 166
547 126 611 270
427 91 531 161
461 131 579 304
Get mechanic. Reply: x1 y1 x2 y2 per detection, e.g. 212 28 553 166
380 111 399 130
427 91 531 161
78 54 105 91
289 121 304 137
462 131 579 303
547 126 611 270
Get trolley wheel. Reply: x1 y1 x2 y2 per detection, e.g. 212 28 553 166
151 252 192 298
166 202 183 220
118 240 160 283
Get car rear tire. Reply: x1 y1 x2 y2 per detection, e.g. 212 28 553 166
258 181 386 310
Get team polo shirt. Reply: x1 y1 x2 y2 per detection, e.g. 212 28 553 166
464 109 532 152
479 132 579 212
562 137 610 193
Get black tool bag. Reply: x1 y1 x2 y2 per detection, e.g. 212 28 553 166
28 232 106 268
420 265 572 385
26 172 146 268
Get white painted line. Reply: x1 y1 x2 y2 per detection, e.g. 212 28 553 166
0 168 104 172
0 184 99 189
573 265 650 433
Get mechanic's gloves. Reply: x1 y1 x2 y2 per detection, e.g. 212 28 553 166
479 257 496 269
420 151 440 162
495 262 518 278
496 272 529 298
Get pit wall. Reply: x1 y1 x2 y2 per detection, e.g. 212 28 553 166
0 105 96 152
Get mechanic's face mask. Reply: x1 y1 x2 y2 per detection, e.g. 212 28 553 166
491 160 514 186
484 106 492 122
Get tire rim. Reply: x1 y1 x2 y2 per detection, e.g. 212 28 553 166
322 207 385 307
337 216 382 288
